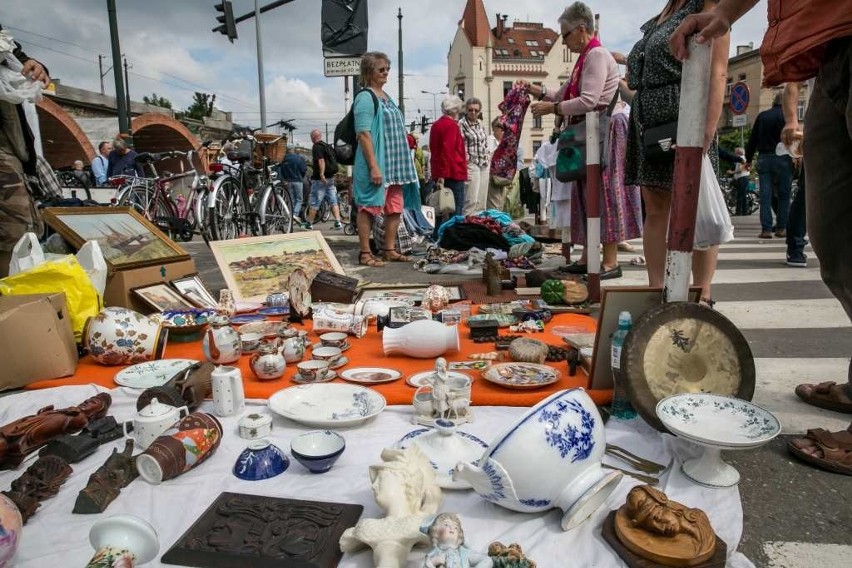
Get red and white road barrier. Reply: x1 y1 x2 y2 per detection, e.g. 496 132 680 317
665 38 712 303
585 110 602 304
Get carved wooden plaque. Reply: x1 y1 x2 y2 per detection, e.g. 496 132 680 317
161 492 363 567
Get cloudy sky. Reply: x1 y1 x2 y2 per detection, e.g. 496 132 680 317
4 0 768 147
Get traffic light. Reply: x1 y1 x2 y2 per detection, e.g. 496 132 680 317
214 1 238 43
420 115 429 134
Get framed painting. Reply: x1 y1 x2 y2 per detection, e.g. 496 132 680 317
357 285 465 305
171 275 218 309
132 283 197 312
209 231 344 303
41 207 189 271
589 286 701 390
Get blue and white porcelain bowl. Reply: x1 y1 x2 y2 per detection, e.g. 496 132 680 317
290 430 345 473
233 440 289 480
453 388 620 531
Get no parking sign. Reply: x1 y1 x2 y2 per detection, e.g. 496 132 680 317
730 81 750 115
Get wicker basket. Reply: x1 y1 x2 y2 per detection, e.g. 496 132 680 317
252 133 286 167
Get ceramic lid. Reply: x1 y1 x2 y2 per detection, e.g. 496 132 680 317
239 412 273 428
139 398 176 418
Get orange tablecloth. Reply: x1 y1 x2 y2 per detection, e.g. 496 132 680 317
28 313 611 407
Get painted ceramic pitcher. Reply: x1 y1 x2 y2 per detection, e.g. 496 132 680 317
135 412 223 484
202 315 241 364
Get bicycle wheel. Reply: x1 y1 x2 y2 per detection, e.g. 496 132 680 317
210 177 245 241
337 189 352 223
117 185 153 215
747 193 759 215
258 184 294 235
318 197 331 223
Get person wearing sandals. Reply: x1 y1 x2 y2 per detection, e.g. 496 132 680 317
353 51 422 267
672 1 852 476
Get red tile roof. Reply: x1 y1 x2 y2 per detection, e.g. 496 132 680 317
460 0 491 47
492 22 559 60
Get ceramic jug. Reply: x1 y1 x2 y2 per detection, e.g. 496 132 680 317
202 315 241 364
279 336 305 363
136 412 223 484
211 365 246 417
83 307 167 366
382 319 460 358
85 515 159 568
122 398 189 450
250 343 286 380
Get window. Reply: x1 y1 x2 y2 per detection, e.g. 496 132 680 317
503 81 512 98
532 141 542 156
545 38 553 45
525 40 539 46
530 50 538 57
479 61 482 71
738 73 746 81
533 114 542 129
725 78 732 96
508 37 515 44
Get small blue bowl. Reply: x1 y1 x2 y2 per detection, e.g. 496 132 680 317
233 440 289 480
290 430 346 474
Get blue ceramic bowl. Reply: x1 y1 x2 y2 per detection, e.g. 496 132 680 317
233 440 289 480
290 430 346 474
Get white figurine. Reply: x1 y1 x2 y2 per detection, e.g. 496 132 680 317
422 513 492 568
431 358 451 419
340 446 443 568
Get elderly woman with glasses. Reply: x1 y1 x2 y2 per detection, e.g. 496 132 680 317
458 97 490 214
352 51 421 267
520 1 621 278
429 95 467 217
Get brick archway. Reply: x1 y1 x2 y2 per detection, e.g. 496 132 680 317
36 97 95 168
131 113 201 173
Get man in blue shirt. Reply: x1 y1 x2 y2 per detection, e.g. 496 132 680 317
90 140 111 185
276 149 308 224
107 137 144 178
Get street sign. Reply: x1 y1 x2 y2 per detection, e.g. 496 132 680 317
730 81 750 115
324 57 361 77
732 114 748 127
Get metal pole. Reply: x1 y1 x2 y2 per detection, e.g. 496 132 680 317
585 110 601 305
107 0 128 134
345 75 352 177
397 8 404 115
664 38 712 303
255 0 267 132
98 55 105 95
123 57 132 135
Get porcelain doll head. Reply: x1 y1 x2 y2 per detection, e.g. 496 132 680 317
426 513 464 548
368 447 441 518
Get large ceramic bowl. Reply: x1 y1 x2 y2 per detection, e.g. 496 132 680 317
0 494 22 567
453 388 621 531
233 440 290 481
268 383 386 428
290 430 346 473
149 309 215 340
83 307 167 366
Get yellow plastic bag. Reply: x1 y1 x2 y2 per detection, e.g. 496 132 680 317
0 255 101 342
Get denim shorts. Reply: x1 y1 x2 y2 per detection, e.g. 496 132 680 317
309 179 338 208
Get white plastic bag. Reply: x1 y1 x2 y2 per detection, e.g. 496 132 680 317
76 241 108 297
695 155 734 248
8 233 44 275
6 233 108 296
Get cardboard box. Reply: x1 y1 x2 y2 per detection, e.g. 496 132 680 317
0 293 78 390
103 259 197 312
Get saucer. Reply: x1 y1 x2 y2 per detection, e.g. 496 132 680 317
339 367 402 385
230 313 267 325
235 301 263 313
291 370 337 384
312 341 351 352
258 306 289 316
327 356 349 370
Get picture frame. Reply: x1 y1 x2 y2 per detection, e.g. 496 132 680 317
41 207 190 271
589 286 701 390
357 285 465 305
208 231 344 303
132 282 198 312
171 275 218 309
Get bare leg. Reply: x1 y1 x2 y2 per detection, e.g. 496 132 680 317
384 213 401 252
357 209 373 253
602 243 619 271
692 246 719 302
642 187 672 287
331 204 342 222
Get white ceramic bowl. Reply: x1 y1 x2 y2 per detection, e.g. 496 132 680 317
290 430 346 473
313 346 343 362
453 388 620 530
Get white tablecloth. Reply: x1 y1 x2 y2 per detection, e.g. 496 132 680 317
0 385 754 567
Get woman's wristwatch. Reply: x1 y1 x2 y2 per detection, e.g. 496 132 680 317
536 85 548 101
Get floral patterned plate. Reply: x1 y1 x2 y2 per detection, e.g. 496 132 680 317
339 367 402 385
268 383 386 428
656 393 781 448
482 363 560 390
114 359 199 389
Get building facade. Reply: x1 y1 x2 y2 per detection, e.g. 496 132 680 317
446 0 577 165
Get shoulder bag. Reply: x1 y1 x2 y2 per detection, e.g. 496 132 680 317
554 92 619 183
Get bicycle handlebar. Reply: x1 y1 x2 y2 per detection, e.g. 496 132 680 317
134 150 190 164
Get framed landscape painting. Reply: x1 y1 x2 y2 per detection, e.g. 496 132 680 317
209 231 345 302
41 207 189 271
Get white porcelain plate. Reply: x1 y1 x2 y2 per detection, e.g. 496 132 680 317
407 370 471 388
114 359 198 389
269 383 386 427
395 426 488 489
482 362 560 390
237 320 290 338
656 393 781 448
339 367 402 385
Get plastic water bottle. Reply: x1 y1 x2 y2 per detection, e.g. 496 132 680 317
611 311 637 419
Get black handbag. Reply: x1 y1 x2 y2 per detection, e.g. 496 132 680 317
642 121 678 161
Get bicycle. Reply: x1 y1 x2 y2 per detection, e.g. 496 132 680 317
297 186 351 225
116 150 211 242
207 132 293 240
719 175 758 216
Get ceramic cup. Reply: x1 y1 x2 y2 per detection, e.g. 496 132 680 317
136 412 223 484
320 332 348 348
312 346 342 365
266 292 288 308
296 360 330 382
240 332 262 353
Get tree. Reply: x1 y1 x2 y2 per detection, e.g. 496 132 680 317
142 92 172 109
185 92 217 120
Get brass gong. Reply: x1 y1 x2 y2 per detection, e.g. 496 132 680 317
623 302 756 432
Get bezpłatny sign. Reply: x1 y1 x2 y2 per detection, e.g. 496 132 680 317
324 57 361 77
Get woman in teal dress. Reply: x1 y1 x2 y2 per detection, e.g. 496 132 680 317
353 51 421 267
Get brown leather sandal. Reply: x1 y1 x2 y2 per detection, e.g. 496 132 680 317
794 381 852 414
788 424 852 476
383 250 413 262
359 252 384 267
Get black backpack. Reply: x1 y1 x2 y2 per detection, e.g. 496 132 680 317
321 142 340 176
333 88 379 166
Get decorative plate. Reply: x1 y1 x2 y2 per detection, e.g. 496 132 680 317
394 423 489 489
467 313 517 328
230 313 267 325
236 320 290 338
257 306 289 316
407 370 471 388
235 301 263 313
288 268 312 319
339 367 402 385
656 394 781 448
268 383 386 427
623 302 756 432
291 370 337 384
482 362 560 390
150 309 215 335
114 359 199 389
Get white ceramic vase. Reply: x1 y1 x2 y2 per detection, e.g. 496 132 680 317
453 388 622 531
83 307 167 366
382 319 460 358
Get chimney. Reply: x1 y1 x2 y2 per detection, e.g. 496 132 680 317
495 13 504 39
736 42 754 56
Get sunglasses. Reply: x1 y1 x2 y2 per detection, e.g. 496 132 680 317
376 67 390 73
562 24 583 40
467 107 480 113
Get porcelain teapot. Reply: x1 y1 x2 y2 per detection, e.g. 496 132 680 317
202 315 241 364
123 398 189 450
278 336 306 363
452 388 622 531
